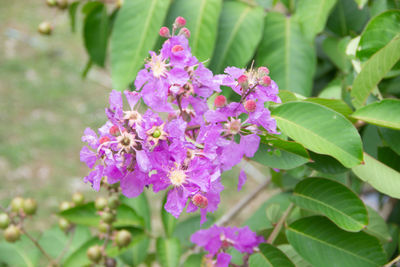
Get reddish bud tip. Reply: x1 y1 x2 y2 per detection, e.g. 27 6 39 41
244 99 257 113
109 125 119 136
192 194 208 209
175 16 186 27
172 45 184 53
179 27 191 38
214 95 227 108
159 26 170 38
238 75 248 84
258 66 270 75
261 76 271 86
99 136 110 144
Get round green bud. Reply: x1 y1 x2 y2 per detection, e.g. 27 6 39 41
95 197 108 211
23 198 37 215
58 218 71 231
98 222 109 233
59 201 72 211
56 0 68 9
0 213 10 229
87 245 102 263
152 129 161 138
46 0 57 6
100 212 115 224
11 197 24 213
72 192 85 206
38 22 52 35
115 230 132 247
4 225 21 243
107 196 119 209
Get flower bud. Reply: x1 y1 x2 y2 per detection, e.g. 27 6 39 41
101 212 115 224
72 192 85 206
95 197 108 211
38 22 52 35
59 201 72 211
46 0 57 7
58 218 71 231
159 26 170 38
109 125 119 136
237 74 248 89
179 27 191 38
99 136 110 144
214 95 227 108
107 196 119 209
172 45 184 53
175 16 186 27
105 257 117 267
258 66 270 75
11 197 24 213
192 194 208 209
261 76 271 86
56 0 68 9
115 230 132 247
23 198 37 215
4 225 21 243
244 99 257 113
87 245 102 263
98 222 110 233
0 213 10 229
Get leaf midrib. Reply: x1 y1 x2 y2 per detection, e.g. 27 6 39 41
192 0 207 56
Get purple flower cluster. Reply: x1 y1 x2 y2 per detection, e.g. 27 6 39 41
80 17 280 223
191 225 264 266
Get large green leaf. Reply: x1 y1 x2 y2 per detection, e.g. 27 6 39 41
352 152 400 198
165 0 222 63
209 1 263 73
351 34 400 108
306 152 348 174
292 178 368 232
294 0 337 42
68 1 80 32
272 101 363 168
278 244 312 267
322 36 351 72
351 99 400 130
380 127 400 156
256 12 316 96
121 193 151 230
364 206 391 243
326 0 369 37
286 216 387 267
357 10 400 61
156 237 181 267
83 3 109 67
63 238 102 267
304 98 353 120
249 243 295 267
0 236 39 267
111 0 170 90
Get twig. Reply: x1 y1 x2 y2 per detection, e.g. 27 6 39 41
21 227 55 264
216 179 270 226
56 226 76 262
266 203 293 244
384 254 400 267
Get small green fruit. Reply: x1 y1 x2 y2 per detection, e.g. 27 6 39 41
100 212 115 224
11 197 24 212
59 201 72 211
58 218 71 231
46 0 57 7
107 196 119 209
0 213 10 229
72 192 85 206
87 245 102 263
98 222 109 233
4 225 21 243
23 198 37 215
115 230 132 247
95 197 108 211
38 22 52 35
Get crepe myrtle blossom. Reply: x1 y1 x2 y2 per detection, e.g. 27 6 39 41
190 225 264 267
80 17 280 222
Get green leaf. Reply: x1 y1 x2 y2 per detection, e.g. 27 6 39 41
256 12 316 96
304 98 354 120
357 10 400 61
59 202 143 227
352 152 400 198
121 193 151 230
209 1 263 73
292 177 368 232
184 253 205 267
83 3 109 67
0 236 39 267
249 243 295 267
156 237 181 267
161 193 177 237
286 216 387 267
384 223 399 258
272 101 363 168
294 0 337 42
68 1 80 32
351 34 400 108
322 36 351 72
111 0 170 90
112 228 150 265
380 128 400 156
364 206 392 243
63 238 102 267
173 215 215 249
378 146 400 172
326 0 369 37
261 136 310 159
278 244 312 267
165 0 222 63
352 99 400 130
307 151 348 174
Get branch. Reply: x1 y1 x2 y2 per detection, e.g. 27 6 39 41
266 203 293 244
384 254 400 267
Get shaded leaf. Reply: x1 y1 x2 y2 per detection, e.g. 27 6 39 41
156 237 181 267
249 243 295 267
379 127 400 156
364 206 391 243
